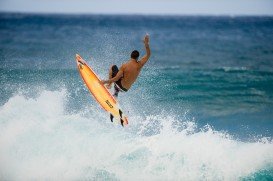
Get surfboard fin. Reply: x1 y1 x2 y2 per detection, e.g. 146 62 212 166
110 114 114 122
119 109 123 117
119 109 123 126
120 119 124 127
119 109 128 126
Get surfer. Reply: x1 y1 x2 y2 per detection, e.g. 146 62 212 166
101 34 151 97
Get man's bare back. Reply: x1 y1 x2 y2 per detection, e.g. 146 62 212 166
118 60 141 90
102 34 151 96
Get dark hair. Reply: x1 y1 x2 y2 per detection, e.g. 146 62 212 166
131 50 139 60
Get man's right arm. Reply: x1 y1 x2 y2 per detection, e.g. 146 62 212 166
139 35 151 68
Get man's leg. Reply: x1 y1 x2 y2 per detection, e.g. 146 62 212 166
109 65 120 97
108 65 119 122
113 85 119 98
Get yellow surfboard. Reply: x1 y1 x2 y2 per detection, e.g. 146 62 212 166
75 54 128 126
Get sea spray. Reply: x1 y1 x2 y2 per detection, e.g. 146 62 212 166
1 90 273 180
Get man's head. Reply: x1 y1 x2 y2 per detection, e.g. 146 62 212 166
131 50 139 60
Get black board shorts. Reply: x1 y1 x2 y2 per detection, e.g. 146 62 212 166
112 65 128 92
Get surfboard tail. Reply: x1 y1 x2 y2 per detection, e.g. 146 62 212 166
119 109 128 126
121 116 128 126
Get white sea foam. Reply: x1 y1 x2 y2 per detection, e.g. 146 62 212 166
0 90 273 180
221 66 248 72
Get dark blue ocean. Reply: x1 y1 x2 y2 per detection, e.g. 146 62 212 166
0 13 273 180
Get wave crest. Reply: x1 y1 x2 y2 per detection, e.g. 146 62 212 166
0 90 273 180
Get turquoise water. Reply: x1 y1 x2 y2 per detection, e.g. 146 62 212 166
0 13 273 180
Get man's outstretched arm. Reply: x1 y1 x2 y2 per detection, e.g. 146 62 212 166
139 34 151 68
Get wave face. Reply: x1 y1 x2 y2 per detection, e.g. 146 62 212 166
0 90 273 180
1 14 273 180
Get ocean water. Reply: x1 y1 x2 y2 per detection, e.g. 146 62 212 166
0 13 273 180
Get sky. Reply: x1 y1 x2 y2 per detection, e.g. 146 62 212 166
0 0 273 16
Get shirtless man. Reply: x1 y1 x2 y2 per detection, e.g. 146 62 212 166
102 34 151 97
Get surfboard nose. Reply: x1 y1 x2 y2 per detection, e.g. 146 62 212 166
75 54 81 61
75 54 85 66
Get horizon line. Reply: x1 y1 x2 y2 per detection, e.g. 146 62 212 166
1 11 273 17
